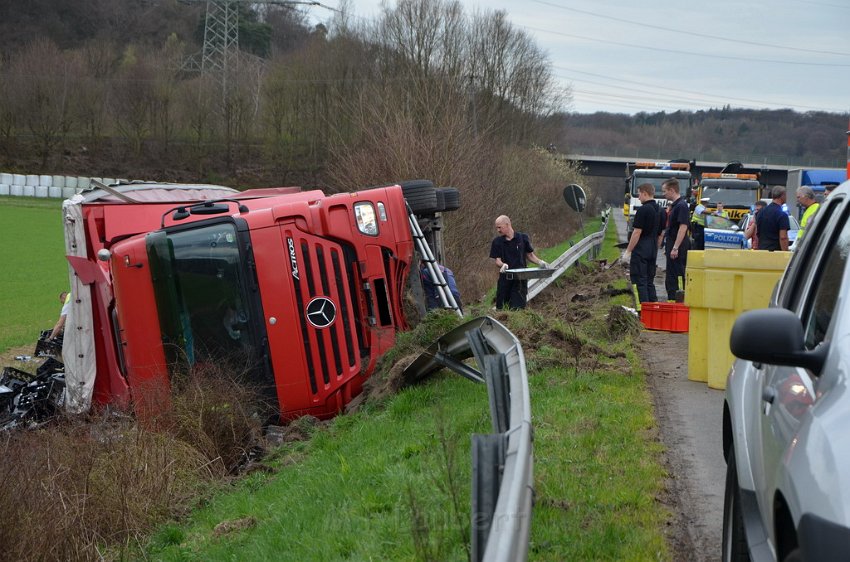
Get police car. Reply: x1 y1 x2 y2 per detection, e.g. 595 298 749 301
703 214 746 249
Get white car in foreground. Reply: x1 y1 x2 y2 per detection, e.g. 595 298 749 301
722 180 850 561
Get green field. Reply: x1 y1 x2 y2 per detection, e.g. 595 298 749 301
0 196 69 352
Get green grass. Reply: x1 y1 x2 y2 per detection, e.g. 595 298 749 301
149 374 491 561
0 196 68 352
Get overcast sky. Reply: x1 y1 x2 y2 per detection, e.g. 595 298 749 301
320 0 850 115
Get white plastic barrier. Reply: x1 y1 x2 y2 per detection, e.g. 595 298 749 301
0 184 9 196
49 186 63 198
38 174 51 187
62 187 76 199
77 177 90 189
25 174 38 186
0 173 12 185
35 185 48 197
51 175 65 188
23 185 35 196
102 177 115 185
13 174 25 186
10 185 22 196
65 176 78 189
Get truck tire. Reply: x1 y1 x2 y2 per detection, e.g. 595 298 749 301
441 187 461 211
401 180 439 215
434 189 446 212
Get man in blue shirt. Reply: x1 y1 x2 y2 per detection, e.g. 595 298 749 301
420 262 462 313
662 178 690 301
755 186 790 251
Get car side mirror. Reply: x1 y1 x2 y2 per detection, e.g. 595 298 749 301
730 308 828 375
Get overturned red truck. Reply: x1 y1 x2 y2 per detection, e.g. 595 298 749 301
58 180 456 422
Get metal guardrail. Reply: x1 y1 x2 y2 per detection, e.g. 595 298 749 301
403 316 533 562
527 209 610 301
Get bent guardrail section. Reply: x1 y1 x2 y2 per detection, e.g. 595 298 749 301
527 210 610 302
403 316 532 562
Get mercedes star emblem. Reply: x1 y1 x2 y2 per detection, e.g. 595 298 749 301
305 297 337 328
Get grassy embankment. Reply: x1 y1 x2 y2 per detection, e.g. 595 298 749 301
0 196 67 353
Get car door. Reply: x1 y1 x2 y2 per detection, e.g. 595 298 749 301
754 193 850 533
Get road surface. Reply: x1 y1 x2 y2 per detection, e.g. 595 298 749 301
613 210 726 561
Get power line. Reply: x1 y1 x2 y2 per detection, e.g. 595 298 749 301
518 23 850 68
552 65 846 113
530 0 850 57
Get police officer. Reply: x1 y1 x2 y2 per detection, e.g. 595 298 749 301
622 182 662 308
690 197 710 251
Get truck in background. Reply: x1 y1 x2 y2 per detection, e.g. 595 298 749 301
695 171 762 221
623 160 694 236
786 167 845 216
50 179 455 425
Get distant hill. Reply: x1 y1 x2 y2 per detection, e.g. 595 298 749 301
552 107 848 169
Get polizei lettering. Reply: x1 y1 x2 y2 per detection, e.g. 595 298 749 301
287 237 299 280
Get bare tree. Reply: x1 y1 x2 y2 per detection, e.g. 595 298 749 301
11 39 74 167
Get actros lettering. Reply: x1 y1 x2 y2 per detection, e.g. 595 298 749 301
287 237 299 280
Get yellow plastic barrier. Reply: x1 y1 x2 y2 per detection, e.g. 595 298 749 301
685 250 791 389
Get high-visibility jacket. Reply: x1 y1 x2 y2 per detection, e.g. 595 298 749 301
798 202 820 240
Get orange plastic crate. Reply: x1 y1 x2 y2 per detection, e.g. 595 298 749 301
640 302 689 333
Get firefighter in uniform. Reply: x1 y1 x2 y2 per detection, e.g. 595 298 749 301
661 178 690 301
622 183 661 309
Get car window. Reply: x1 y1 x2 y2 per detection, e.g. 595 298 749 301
779 196 842 310
705 214 737 229
799 202 850 350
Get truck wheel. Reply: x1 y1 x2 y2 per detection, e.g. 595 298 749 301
401 180 439 214
440 187 461 211
722 447 750 562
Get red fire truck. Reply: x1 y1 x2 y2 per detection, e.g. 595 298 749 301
57 180 448 423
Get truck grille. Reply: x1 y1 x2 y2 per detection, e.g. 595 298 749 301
290 237 358 395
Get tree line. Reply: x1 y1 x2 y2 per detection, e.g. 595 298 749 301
0 0 586 301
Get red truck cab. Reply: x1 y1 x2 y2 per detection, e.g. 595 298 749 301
63 182 414 421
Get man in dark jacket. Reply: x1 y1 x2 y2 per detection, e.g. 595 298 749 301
622 183 662 308
661 178 690 301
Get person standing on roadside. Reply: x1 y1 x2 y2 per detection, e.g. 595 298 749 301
489 215 547 309
690 197 710 251
745 200 767 249
622 183 662 308
661 178 690 301
796 186 820 241
756 186 790 251
823 183 837 200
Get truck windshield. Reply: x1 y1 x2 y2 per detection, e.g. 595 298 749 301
700 181 760 207
631 174 690 198
147 222 263 375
